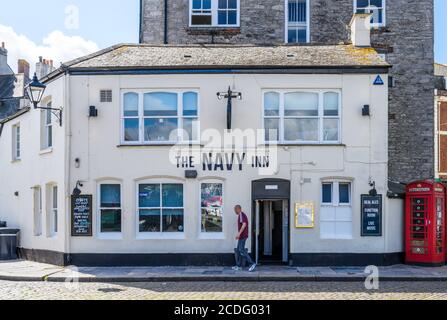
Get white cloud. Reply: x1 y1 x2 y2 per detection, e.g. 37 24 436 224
0 24 99 73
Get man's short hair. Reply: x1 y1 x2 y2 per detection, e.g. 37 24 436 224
235 205 242 210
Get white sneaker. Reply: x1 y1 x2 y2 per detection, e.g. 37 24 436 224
232 266 241 271
248 264 257 272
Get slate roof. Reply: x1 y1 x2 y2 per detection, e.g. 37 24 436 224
43 43 390 81
0 74 26 120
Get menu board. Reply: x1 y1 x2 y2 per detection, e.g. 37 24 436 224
361 195 382 237
71 195 93 237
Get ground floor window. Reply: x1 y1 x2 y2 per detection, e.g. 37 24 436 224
33 186 42 236
99 184 122 234
200 182 224 233
320 180 353 239
138 183 184 233
46 184 58 237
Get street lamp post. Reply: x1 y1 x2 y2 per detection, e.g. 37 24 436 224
26 73 63 126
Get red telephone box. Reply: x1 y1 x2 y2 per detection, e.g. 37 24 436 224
405 180 446 266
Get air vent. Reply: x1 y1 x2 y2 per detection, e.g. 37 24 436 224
184 54 192 58
100 90 112 103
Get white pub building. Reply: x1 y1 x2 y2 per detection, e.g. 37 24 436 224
0 15 404 266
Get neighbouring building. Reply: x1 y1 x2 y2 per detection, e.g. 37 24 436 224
435 63 447 180
0 13 406 267
141 0 435 184
0 42 30 122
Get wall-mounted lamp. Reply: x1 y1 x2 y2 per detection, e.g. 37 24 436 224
72 181 84 196
75 158 81 169
362 105 371 117
89 106 98 117
26 73 63 126
369 180 378 196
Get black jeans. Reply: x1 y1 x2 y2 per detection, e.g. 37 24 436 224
236 238 255 267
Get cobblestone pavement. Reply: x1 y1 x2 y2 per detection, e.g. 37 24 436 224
0 280 447 300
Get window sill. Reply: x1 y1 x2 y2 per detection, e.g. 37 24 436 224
198 233 226 240
186 27 241 35
136 233 186 240
39 147 53 155
11 159 21 164
118 143 203 148
97 233 122 240
259 143 346 147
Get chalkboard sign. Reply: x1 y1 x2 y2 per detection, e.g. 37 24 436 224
71 195 93 237
361 195 383 237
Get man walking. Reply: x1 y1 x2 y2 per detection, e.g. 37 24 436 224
232 205 257 272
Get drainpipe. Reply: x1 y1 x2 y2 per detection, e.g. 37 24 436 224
164 0 168 44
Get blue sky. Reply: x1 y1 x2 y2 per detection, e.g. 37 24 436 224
0 0 446 69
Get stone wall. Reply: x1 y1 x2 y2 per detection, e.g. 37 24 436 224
140 0 435 183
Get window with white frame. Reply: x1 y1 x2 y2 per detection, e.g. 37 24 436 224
190 0 240 27
99 184 122 234
263 90 341 144
354 0 386 27
138 183 184 233
41 102 53 150
122 91 199 144
320 181 353 239
51 185 58 235
33 186 42 236
286 0 309 43
12 123 20 161
201 182 223 233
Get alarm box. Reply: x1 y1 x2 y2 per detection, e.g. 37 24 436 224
405 180 445 266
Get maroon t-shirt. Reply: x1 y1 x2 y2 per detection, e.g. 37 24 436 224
238 212 249 240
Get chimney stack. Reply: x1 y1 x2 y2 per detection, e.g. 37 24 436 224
350 13 372 47
35 56 56 79
0 42 12 75
18 59 30 79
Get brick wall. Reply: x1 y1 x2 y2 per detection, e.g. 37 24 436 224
140 0 435 183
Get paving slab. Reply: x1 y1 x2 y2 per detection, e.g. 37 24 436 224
3 260 447 282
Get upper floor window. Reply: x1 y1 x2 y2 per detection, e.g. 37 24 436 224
41 102 53 150
190 0 240 27
354 0 386 27
263 90 341 144
286 0 309 43
12 123 20 161
122 90 199 145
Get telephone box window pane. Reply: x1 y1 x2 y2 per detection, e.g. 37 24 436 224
100 185 121 208
124 119 139 142
124 93 139 117
144 118 178 142
284 118 318 141
183 92 198 116
139 209 161 232
144 92 178 116
285 92 318 116
339 183 351 204
162 209 184 232
139 184 161 208
322 183 332 204
101 209 121 232
162 184 183 207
